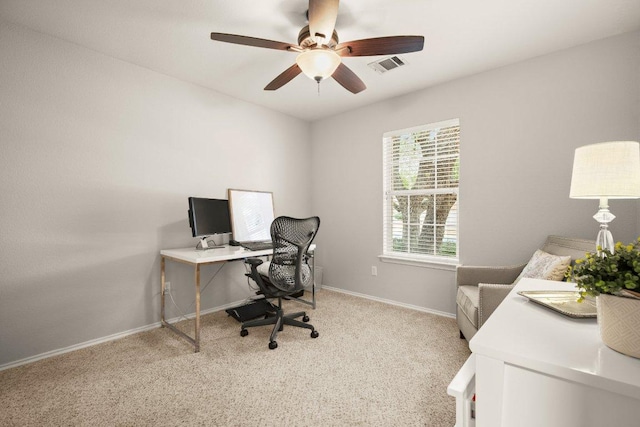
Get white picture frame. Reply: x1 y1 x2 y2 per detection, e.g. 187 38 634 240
227 189 275 242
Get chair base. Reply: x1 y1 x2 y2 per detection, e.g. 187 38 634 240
240 302 319 349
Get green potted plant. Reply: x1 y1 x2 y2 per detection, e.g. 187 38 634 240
567 238 640 358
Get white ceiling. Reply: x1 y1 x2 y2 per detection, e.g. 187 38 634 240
1 0 639 121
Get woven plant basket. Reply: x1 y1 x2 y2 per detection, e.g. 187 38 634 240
597 294 640 359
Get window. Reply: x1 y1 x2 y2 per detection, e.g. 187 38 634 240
382 119 460 265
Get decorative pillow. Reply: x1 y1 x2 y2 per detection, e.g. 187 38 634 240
519 249 571 281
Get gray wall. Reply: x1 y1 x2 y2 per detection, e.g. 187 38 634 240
1 18 639 368
310 31 640 315
0 21 311 366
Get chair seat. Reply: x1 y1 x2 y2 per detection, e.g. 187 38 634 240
256 260 311 293
255 275 292 298
254 261 288 296
456 285 479 328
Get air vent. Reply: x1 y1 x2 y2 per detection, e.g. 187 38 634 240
368 56 406 74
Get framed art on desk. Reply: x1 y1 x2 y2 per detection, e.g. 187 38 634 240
227 189 275 242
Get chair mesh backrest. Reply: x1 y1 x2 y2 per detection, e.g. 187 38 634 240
268 216 320 293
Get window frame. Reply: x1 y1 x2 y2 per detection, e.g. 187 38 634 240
381 118 460 269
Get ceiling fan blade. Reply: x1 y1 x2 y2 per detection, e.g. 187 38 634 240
264 64 303 91
308 0 339 45
336 36 425 57
211 33 299 51
332 63 366 94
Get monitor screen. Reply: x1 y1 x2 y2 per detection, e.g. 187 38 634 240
187 197 232 238
228 189 274 242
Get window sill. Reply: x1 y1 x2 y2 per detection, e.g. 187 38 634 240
379 254 459 271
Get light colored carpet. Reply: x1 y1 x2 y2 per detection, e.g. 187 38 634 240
0 290 470 426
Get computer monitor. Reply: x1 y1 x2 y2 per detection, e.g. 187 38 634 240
187 197 232 249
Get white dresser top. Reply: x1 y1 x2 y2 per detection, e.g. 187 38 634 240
470 278 640 399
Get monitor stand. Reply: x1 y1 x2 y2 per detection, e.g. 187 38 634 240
195 236 225 250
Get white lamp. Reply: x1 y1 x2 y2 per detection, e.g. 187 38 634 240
570 141 640 253
296 48 341 83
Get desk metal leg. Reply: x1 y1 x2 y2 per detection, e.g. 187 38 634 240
194 264 201 352
161 256 166 324
160 255 200 352
310 251 316 309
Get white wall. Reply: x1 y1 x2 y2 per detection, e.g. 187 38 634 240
311 31 640 315
0 20 311 366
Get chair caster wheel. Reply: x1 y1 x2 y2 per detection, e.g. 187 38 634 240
240 329 248 337
302 315 310 322
311 330 319 338
269 341 278 350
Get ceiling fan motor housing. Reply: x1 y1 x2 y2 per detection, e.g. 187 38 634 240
298 25 339 48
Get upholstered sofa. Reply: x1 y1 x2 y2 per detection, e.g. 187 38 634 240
456 235 595 343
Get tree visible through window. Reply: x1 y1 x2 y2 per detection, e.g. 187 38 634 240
383 119 460 261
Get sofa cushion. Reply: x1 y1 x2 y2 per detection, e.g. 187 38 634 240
456 285 479 328
518 249 571 282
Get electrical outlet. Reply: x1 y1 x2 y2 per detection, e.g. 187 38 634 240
165 281 171 294
371 266 377 276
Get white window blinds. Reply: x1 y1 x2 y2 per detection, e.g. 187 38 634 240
382 119 460 261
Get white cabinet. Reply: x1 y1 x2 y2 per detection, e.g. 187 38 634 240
450 278 640 427
447 353 475 427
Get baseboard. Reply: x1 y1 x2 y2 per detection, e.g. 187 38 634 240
321 285 456 319
0 299 245 372
1 289 453 372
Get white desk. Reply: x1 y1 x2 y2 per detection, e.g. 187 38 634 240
467 278 640 427
160 244 316 352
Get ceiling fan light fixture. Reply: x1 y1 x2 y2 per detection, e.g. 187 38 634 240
296 48 341 81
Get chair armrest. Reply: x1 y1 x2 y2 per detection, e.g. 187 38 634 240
456 264 526 287
245 257 268 292
245 258 264 267
478 283 514 328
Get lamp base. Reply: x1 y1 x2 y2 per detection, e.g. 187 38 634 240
593 199 615 254
596 226 615 254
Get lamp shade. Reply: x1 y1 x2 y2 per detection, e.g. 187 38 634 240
570 141 640 199
296 48 341 82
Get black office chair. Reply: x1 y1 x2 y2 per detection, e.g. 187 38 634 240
241 216 320 349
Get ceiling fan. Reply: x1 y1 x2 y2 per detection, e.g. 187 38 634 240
210 0 424 94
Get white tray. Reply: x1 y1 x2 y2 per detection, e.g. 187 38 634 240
517 290 597 318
